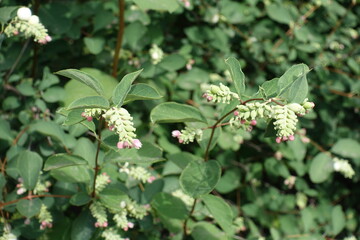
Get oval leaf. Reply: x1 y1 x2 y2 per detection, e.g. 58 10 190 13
124 83 162 104
309 153 333 183
17 150 43 190
70 192 91 206
50 165 92 183
152 192 189 220
56 69 104 96
67 96 109 110
202 194 234 235
16 199 42 218
44 154 88 171
112 69 143 107
180 160 221 198
225 57 246 98
150 102 207 124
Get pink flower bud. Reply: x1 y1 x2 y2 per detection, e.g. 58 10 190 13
81 112 87 117
301 136 310 143
282 136 288 141
132 139 142 149
276 137 282 143
86 116 93 122
109 125 114 131
24 218 31 225
250 120 257 126
102 222 108 227
247 126 253 132
123 141 130 148
202 93 208 98
178 138 184 144
95 222 100 228
45 35 52 42
117 142 124 149
288 135 295 141
17 188 26 195
206 96 213 102
123 226 129 231
240 120 246 124
234 111 239 116
172 130 181 138
13 30 19 35
147 176 156 183
128 222 134 228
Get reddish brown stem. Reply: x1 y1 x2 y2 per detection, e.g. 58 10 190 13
111 0 125 78
0 194 71 208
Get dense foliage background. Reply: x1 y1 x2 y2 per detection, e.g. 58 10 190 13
0 0 359 239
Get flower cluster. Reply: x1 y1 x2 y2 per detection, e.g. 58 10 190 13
172 127 203 144
0 226 17 240
95 173 111 194
112 200 148 231
149 44 164 64
38 204 53 230
90 201 108 228
16 178 51 195
4 7 51 44
202 83 239 104
229 100 314 143
119 163 156 184
333 157 355 179
82 107 142 150
101 228 129 240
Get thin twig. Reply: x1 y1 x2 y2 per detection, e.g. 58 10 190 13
4 39 31 83
112 0 125 77
183 199 197 236
12 126 29 145
0 194 71 208
91 117 104 198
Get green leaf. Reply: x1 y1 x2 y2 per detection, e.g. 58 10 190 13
180 160 221 198
151 192 189 220
266 3 293 25
67 96 109 110
44 154 88 171
50 165 92 183
260 78 279 99
16 199 42 218
215 169 241 194
158 54 187 71
70 192 91 206
150 102 207 124
71 210 96 240
301 207 315 232
168 152 201 169
198 125 222 152
132 0 180 13
309 153 333 183
31 121 66 145
56 69 104 96
103 140 165 164
99 188 129 211
191 222 227 240
112 69 143 107
287 69 309 103
124 83 162 104
202 194 234 235
17 150 43 190
332 205 346 235
0 118 13 142
0 7 18 24
277 64 309 100
225 57 246 98
331 138 360 161
84 37 105 55
63 68 118 107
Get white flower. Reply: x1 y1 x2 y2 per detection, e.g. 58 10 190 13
17 7 32 21
28 15 40 24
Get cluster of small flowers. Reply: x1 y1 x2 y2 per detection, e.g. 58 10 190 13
296 192 307 210
172 127 203 144
343 236 357 240
38 204 53 230
202 83 239 104
82 107 142 150
4 7 51 44
112 201 148 231
95 173 111 194
229 100 314 143
119 162 156 183
149 44 164 65
101 228 129 240
171 189 194 207
113 211 134 231
16 178 51 195
0 226 17 240
333 157 355 179
233 217 247 232
284 175 296 189
125 200 148 219
90 201 108 228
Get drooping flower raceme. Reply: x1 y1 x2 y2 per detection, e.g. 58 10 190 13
90 201 108 228
172 127 203 144
82 107 142 150
38 204 53 230
101 228 129 240
333 157 355 179
95 172 111 194
202 83 239 104
149 44 164 65
4 7 51 44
